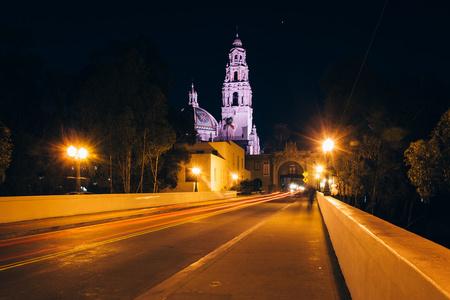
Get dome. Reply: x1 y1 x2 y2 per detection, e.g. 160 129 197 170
232 37 242 47
193 107 218 131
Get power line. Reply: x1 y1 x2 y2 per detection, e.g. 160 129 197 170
336 0 389 133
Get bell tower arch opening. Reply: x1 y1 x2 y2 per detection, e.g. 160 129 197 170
232 92 239 106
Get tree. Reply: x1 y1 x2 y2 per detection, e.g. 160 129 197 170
320 61 414 222
273 123 290 150
168 106 197 145
405 108 450 201
223 117 236 141
404 109 450 246
0 125 13 184
157 146 190 191
138 85 176 193
76 38 175 193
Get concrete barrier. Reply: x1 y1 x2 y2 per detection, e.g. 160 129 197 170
0 191 237 223
317 193 450 300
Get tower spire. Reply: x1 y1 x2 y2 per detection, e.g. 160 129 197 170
189 79 198 108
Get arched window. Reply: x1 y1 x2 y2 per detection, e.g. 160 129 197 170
234 71 238 82
232 92 239 106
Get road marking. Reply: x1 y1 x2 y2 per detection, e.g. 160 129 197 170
135 201 294 300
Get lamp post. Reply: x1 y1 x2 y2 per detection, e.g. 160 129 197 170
322 138 334 196
67 145 88 192
232 173 238 190
315 173 320 191
192 167 200 192
315 165 323 192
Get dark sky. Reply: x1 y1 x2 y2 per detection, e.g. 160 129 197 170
2 0 449 145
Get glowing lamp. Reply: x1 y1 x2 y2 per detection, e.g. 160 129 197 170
78 147 88 159
67 145 77 157
323 138 334 153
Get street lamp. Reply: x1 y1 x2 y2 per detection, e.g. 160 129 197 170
322 138 334 196
192 167 200 192
315 173 320 191
67 145 88 192
232 173 238 190
315 165 323 192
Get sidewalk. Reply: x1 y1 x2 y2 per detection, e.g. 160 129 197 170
138 198 351 299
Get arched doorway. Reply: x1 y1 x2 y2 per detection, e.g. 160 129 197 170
253 178 262 192
277 161 304 191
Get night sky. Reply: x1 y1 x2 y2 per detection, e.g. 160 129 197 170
2 0 449 145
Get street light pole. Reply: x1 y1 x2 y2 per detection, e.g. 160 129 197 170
324 154 331 196
315 165 323 192
315 174 320 191
322 138 334 196
76 159 81 192
67 145 88 193
192 167 200 192
232 173 238 191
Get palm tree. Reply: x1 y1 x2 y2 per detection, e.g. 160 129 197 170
273 123 290 150
223 117 237 141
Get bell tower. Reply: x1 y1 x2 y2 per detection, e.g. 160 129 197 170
221 34 253 138
220 32 260 154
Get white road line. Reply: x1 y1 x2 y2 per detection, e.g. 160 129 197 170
135 201 293 300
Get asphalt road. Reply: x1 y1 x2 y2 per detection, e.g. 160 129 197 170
0 193 350 299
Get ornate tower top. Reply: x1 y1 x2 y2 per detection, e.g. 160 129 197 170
232 33 242 47
188 82 198 108
228 34 246 68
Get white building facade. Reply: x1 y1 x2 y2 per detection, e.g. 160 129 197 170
188 33 260 155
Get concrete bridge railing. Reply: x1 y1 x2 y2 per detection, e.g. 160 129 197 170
0 191 237 223
317 193 450 300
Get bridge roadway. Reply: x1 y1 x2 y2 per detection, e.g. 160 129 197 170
0 193 351 299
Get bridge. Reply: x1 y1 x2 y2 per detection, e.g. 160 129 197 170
0 192 449 299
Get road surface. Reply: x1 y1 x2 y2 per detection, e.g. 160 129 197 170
0 193 350 299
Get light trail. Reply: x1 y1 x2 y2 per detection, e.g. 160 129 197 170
0 193 282 248
0 192 289 271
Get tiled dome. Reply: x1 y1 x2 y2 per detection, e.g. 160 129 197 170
193 107 218 130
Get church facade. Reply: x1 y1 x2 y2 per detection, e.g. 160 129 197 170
187 34 260 155
170 33 326 194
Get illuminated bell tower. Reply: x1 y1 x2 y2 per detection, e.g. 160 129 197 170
221 33 260 154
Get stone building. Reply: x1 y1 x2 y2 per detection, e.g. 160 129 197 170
177 33 323 193
186 33 260 155
245 142 322 193
165 141 251 192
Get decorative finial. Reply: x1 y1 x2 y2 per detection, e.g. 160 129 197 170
236 25 239 37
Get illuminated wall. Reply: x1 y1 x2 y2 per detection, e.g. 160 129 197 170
165 141 251 192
